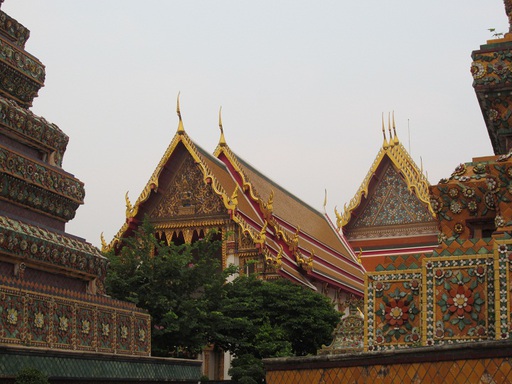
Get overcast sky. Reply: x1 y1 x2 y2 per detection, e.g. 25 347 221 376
3 1 508 248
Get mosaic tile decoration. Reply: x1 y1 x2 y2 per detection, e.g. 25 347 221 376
0 285 151 356
496 236 512 340
351 164 434 228
366 270 422 351
424 255 494 345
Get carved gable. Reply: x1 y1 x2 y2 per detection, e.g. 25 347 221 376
151 156 225 219
351 163 433 229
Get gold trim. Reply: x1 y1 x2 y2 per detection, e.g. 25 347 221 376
337 119 434 229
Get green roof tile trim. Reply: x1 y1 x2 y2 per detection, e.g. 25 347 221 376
0 347 201 381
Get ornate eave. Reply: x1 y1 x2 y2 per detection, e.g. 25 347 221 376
0 215 107 280
0 96 68 166
108 108 281 272
0 144 85 203
109 129 237 250
0 10 30 49
337 122 433 230
215 140 315 271
214 126 364 293
0 34 45 108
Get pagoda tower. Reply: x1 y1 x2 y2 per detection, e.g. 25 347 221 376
0 4 200 381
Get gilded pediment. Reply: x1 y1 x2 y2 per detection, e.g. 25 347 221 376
350 163 434 229
151 156 225 219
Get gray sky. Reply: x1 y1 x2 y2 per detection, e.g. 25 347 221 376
3 1 507 248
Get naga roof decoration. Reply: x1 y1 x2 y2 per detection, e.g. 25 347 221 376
110 102 363 294
336 114 434 230
214 121 364 293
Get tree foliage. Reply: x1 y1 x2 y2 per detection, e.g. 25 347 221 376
105 219 235 357
105 218 340 379
215 276 340 358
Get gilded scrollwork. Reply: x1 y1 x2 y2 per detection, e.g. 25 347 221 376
152 157 224 218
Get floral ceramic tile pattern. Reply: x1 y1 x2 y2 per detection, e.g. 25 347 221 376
367 271 422 351
424 255 494 345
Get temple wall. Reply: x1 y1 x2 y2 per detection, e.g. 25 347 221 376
0 283 151 356
265 340 512 383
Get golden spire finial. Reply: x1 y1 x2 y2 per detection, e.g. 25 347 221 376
382 113 388 148
392 111 399 144
387 112 394 147
218 106 226 146
323 189 328 213
176 92 185 134
125 191 133 218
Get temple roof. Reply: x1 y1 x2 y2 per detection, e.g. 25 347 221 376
337 116 434 231
213 118 363 293
109 104 364 294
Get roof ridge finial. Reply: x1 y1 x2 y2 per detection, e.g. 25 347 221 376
392 111 399 144
382 113 388 148
218 106 226 146
388 112 394 147
323 188 327 213
176 92 185 134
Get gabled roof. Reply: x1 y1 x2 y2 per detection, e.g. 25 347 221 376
106 106 267 262
336 116 435 231
213 118 364 294
108 105 364 294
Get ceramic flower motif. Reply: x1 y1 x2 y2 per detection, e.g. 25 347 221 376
58 316 69 332
470 62 486 79
34 312 44 329
81 320 90 335
447 285 474 320
7 308 18 325
139 328 146 342
385 299 409 328
120 325 128 340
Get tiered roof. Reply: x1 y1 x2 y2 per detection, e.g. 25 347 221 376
109 101 364 294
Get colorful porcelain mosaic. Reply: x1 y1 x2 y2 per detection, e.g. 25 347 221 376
0 33 45 84
0 215 108 285
0 285 151 355
424 255 494 345
0 11 30 48
0 173 79 221
0 97 68 165
366 271 422 350
351 164 433 228
0 145 85 203
472 42 512 154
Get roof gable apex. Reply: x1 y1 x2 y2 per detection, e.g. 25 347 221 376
337 133 434 230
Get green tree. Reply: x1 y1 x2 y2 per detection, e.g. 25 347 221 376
216 276 340 382
105 218 235 357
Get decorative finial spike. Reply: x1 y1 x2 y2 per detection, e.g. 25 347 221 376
392 111 399 144
388 112 394 147
218 106 226 146
323 189 328 213
176 92 185 134
382 113 388 148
